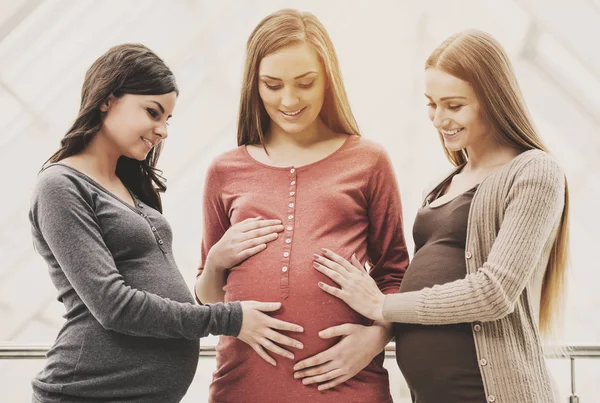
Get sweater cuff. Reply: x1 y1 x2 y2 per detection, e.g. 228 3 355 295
382 291 421 323
223 301 243 337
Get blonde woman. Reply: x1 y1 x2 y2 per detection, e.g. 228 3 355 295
313 30 569 403
194 9 409 403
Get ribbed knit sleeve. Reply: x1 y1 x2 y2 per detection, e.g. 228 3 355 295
382 154 565 324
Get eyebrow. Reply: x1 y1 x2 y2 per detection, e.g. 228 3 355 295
424 94 467 101
260 71 317 80
150 101 172 118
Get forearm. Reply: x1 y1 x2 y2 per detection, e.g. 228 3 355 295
195 260 227 304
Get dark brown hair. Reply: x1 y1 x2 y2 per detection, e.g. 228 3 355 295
46 43 178 212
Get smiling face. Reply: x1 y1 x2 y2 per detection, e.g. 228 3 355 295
99 92 177 161
424 68 491 152
257 41 326 136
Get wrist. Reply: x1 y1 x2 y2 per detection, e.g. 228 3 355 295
205 253 225 273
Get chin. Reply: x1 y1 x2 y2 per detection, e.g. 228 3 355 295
443 141 467 153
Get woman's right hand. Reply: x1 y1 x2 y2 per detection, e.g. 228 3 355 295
206 217 283 272
238 301 304 365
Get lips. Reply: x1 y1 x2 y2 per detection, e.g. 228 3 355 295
441 128 464 137
141 137 155 149
279 106 307 119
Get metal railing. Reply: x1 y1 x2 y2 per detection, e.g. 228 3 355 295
1 344 598 402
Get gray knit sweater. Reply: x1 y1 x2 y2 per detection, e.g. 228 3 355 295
29 164 242 403
383 150 565 403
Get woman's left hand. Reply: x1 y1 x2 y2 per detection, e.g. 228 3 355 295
293 323 389 391
313 249 386 321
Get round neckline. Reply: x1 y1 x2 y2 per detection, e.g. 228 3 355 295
426 185 478 209
241 134 357 172
424 149 538 209
44 162 139 212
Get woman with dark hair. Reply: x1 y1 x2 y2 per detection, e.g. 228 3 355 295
29 43 302 403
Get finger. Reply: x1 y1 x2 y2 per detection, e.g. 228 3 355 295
321 248 357 273
259 337 295 360
240 219 282 232
314 253 350 274
313 262 347 287
294 361 336 379
239 233 279 250
317 323 353 339
242 225 285 240
250 301 282 312
240 217 262 223
265 328 303 350
302 368 343 386
237 243 267 260
251 343 276 366
318 373 353 391
267 317 304 333
350 253 368 274
293 350 331 371
317 281 347 300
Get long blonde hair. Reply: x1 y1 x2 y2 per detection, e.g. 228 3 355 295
237 9 360 146
426 30 569 337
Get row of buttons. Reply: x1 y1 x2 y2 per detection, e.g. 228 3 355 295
137 201 166 253
279 168 297 297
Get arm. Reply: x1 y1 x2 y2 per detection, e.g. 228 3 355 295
195 163 230 304
314 156 566 326
194 164 283 304
382 156 566 324
364 149 408 337
30 173 242 339
365 149 410 295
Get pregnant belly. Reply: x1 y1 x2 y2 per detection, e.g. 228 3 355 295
224 260 371 361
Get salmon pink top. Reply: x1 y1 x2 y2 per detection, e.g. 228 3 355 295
197 135 409 403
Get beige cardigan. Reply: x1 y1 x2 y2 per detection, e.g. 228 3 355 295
383 149 565 403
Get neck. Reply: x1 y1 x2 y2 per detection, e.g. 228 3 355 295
464 134 520 172
266 118 334 149
76 132 122 181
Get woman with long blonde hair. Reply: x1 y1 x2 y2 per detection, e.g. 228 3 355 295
195 9 408 403
313 30 568 402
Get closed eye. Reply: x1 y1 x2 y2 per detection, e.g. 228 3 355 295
298 81 314 89
146 108 159 118
265 83 283 90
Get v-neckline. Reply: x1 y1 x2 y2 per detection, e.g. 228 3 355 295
45 163 139 212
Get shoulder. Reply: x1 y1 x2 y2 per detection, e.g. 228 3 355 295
510 149 565 186
344 135 393 169
207 146 249 174
34 164 92 201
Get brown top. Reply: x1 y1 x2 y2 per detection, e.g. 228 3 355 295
197 135 409 403
395 181 485 403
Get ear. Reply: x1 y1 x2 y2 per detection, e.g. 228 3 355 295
99 94 116 112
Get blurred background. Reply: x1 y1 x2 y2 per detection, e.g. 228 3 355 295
0 0 598 401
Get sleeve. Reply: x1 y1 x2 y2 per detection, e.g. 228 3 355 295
195 162 231 301
30 172 242 339
382 156 566 324
365 149 410 295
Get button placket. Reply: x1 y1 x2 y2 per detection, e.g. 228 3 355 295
280 167 297 299
135 199 167 254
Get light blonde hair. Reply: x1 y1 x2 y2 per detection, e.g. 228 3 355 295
426 30 570 337
237 9 360 146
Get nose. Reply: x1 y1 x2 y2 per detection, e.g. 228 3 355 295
280 87 300 109
154 122 168 140
432 108 450 129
